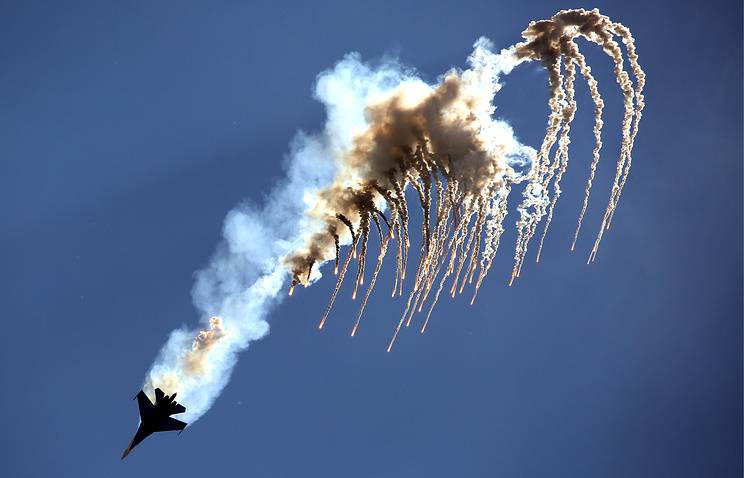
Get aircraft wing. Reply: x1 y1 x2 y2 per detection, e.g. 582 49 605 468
157 417 187 433
173 403 186 415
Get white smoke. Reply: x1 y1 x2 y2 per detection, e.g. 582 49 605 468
143 38 531 423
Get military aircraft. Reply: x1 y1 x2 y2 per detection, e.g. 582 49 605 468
121 388 187 459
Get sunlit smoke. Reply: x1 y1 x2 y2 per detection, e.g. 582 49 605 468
286 8 644 351
142 8 644 423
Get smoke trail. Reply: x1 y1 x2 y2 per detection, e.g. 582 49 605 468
142 147 331 423
141 54 432 421
142 43 531 422
142 8 644 422
285 8 644 350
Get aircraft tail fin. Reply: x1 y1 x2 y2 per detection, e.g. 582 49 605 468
135 390 154 420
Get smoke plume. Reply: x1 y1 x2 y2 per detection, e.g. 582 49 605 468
142 8 644 424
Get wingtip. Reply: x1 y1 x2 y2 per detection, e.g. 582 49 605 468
121 435 136 460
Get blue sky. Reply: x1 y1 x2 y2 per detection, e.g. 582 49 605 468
1 1 741 476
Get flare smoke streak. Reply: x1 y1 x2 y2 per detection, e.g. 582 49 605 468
143 9 645 423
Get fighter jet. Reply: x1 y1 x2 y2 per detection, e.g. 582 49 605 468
121 388 187 459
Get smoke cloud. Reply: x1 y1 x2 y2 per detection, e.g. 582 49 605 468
142 8 644 424
143 37 530 422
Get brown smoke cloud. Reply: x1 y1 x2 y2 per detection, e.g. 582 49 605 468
284 9 645 351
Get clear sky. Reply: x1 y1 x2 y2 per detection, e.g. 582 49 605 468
2 1 741 476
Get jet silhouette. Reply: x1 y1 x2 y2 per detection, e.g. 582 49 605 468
121 388 187 459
